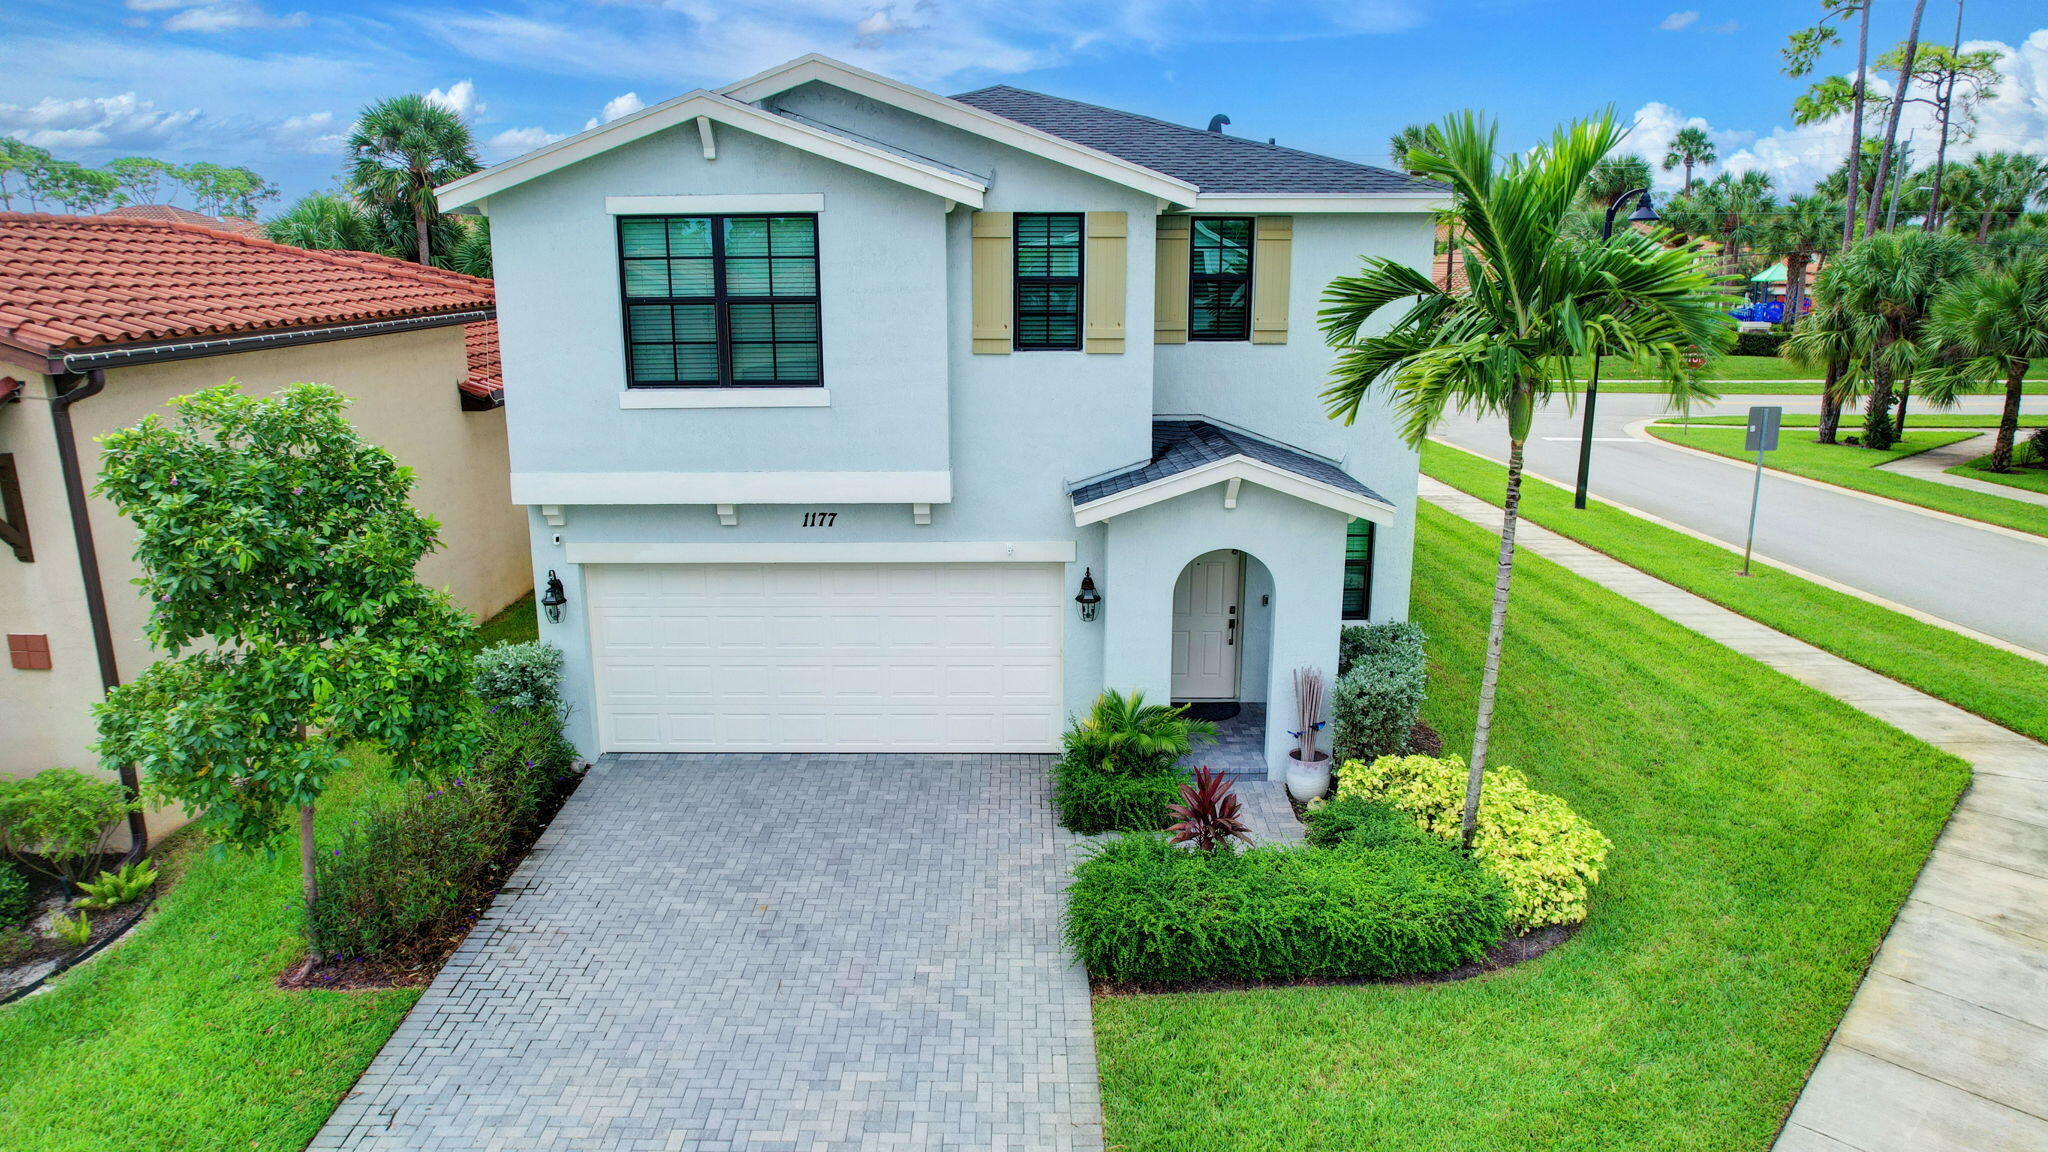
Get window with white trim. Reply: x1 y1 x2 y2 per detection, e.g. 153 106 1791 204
618 214 821 387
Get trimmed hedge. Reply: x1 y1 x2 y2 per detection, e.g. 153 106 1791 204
1332 622 1428 767
1335 754 1613 931
305 783 507 960
0 862 29 928
1054 756 1182 835
1066 832 1509 985
1733 330 1787 356
1302 796 1441 852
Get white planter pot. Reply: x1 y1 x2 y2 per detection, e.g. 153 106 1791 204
1284 748 1332 802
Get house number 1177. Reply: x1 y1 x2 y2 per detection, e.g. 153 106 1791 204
801 511 839 527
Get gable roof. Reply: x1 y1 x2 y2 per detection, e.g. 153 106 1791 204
437 89 990 212
1070 419 1394 526
0 213 493 367
951 86 1443 198
99 203 265 237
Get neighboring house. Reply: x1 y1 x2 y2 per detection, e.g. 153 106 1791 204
445 55 1446 772
0 213 528 838
98 202 267 237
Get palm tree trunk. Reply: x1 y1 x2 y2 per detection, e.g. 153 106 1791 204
1864 359 1897 448
1463 435 1526 851
414 202 432 266
1787 253 1810 322
1844 0 1872 247
299 802 320 964
1896 386 1910 439
1866 0 1930 236
1928 1 1964 229
1991 361 2025 471
1818 359 1845 443
1978 211 1995 242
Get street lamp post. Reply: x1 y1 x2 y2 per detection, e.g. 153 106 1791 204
1573 187 1660 510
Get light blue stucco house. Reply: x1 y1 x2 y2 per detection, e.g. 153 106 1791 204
439 55 1447 775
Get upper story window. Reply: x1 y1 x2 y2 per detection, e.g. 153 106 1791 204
618 214 820 388
1189 217 1253 341
1013 213 1083 351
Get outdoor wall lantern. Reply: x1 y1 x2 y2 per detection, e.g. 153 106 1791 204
540 570 568 623
1074 568 1102 622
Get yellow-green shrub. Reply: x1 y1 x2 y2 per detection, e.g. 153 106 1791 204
1335 754 1612 931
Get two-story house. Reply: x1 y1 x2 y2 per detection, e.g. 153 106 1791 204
444 55 1446 776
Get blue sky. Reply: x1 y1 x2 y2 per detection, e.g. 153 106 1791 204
4 1 2045 211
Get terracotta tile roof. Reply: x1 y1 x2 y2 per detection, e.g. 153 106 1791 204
461 319 503 407
0 213 493 362
98 203 266 236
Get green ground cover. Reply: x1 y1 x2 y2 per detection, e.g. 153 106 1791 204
1421 440 2048 742
1670 413 2048 429
1574 354 2046 392
1950 447 2048 497
1646 424 2048 537
1092 501 1968 1151
0 597 542 1152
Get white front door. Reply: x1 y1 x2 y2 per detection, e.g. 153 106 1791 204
585 562 1064 753
1171 549 1241 701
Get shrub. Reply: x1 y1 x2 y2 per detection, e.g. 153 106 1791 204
472 704 580 833
472 640 566 712
0 769 134 887
1331 622 1427 767
49 910 92 948
1733 330 1787 356
1066 833 1509 984
1166 767 1252 852
1078 689 1216 776
1051 690 1217 834
0 862 30 928
305 784 508 959
1054 756 1183 835
1302 796 1442 852
1335 754 1613 931
74 861 158 911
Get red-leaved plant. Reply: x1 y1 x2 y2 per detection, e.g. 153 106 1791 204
1166 767 1253 853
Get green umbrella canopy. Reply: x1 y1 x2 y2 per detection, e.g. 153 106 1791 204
1751 262 1787 283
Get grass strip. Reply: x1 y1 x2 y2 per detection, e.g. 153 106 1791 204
1670 413 2048 430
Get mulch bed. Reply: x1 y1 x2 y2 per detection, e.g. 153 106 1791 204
276 766 588 993
1089 923 1579 997
1 863 155 1004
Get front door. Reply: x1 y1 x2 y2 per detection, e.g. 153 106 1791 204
1171 549 1241 701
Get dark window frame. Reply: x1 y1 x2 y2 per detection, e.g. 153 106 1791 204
1013 212 1084 351
1342 518 1375 621
615 213 822 389
1188 216 1254 342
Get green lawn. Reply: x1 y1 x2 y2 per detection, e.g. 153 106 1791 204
474 591 538 648
1422 440 2048 743
1672 413 2048 430
1576 354 2047 393
1646 423 2048 537
0 765 417 1152
1092 501 1968 1151
1950 448 2048 497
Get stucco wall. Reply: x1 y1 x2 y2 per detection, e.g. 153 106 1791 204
0 325 528 808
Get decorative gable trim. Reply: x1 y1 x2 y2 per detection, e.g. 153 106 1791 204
719 55 1199 204
1071 455 1396 527
437 91 988 212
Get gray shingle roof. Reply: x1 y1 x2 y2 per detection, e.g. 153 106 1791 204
950 86 1443 197
1070 420 1389 509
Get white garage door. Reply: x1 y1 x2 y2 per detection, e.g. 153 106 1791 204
587 563 1065 753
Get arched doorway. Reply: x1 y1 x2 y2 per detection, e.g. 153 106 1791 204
1170 548 1274 777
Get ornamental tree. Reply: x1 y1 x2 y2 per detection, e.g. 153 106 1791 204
93 382 480 960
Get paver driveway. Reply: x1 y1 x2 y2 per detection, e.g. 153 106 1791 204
313 754 1103 1152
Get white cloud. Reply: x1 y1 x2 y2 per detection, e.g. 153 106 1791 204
485 126 565 156
0 92 203 150
583 92 646 131
123 0 201 10
1708 20 1739 34
266 111 344 154
424 80 485 119
161 3 310 32
1659 11 1698 31
1621 102 1749 192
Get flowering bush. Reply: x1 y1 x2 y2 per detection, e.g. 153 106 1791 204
1335 754 1612 932
305 782 507 960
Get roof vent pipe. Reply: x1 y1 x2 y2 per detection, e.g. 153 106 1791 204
1207 114 1230 133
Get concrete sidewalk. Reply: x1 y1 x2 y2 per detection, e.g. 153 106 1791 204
1878 431 2048 510
1423 477 2048 1152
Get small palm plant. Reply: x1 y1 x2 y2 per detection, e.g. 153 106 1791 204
1084 690 1216 774
1321 110 1731 849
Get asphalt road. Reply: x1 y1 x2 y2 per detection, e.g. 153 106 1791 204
1428 391 2048 655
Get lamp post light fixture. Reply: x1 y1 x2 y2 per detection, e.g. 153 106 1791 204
1573 187 1659 511
540 570 568 623
1074 568 1102 622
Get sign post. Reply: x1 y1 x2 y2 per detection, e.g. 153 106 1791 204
1742 405 1782 575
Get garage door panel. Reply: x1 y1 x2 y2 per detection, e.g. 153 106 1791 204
590 562 1063 753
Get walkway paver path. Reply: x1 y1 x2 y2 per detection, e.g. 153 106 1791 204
1878 431 2048 509
1424 477 2048 1152
313 753 1102 1152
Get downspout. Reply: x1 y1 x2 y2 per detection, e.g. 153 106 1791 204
49 368 149 861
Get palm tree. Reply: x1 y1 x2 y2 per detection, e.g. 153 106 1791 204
450 216 493 279
1388 123 1431 174
1829 230 1978 448
1321 111 1730 849
1956 152 2048 240
1662 126 1717 193
1783 265 1863 444
347 94 481 267
1584 153 1654 209
264 192 386 253
1770 193 1846 323
1924 254 2048 472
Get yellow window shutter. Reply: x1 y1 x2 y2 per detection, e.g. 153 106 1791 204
1154 215 1190 344
1084 211 1127 354
970 211 1013 354
1251 215 1293 344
